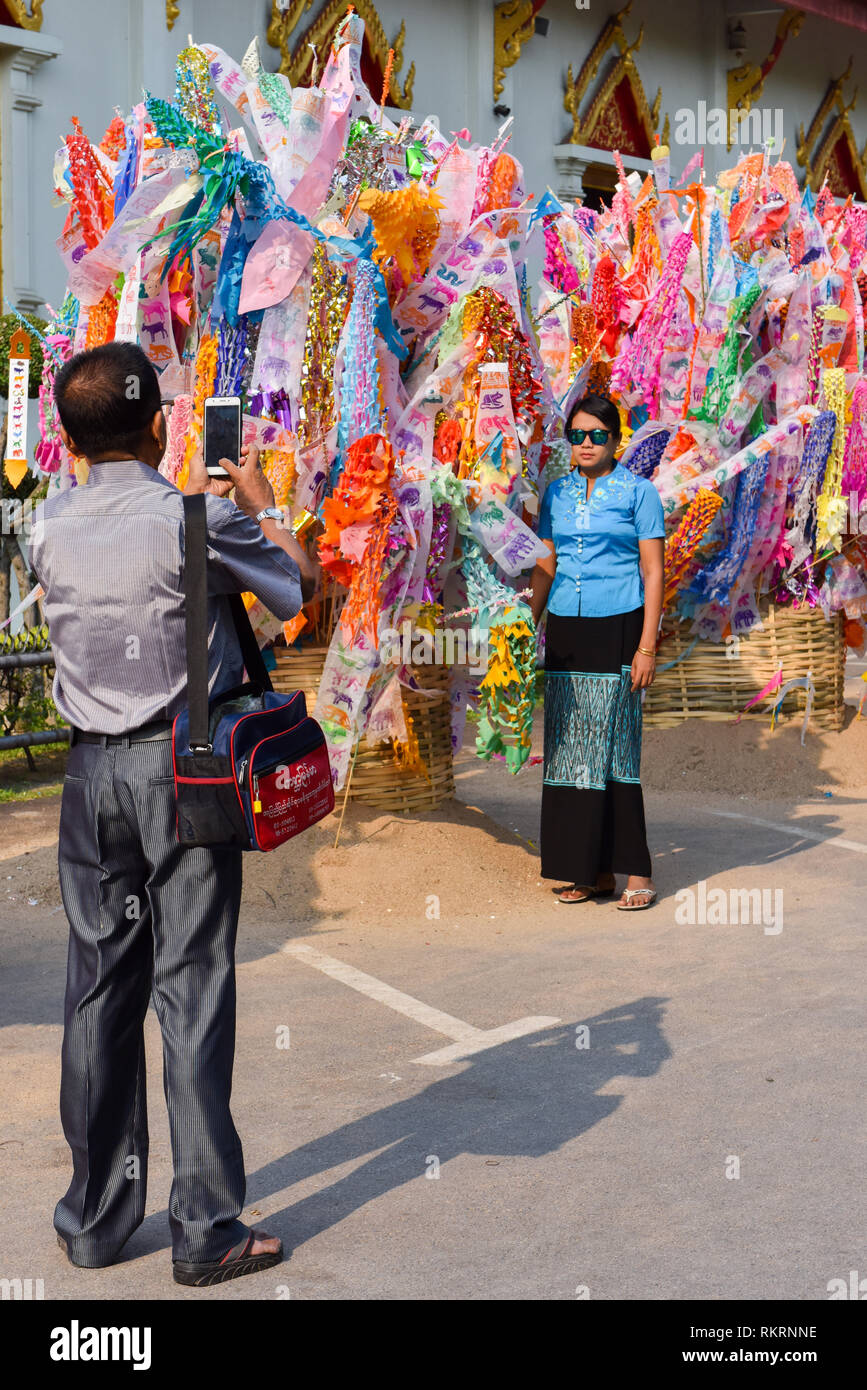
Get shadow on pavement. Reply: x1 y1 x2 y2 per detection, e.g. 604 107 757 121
122 997 670 1260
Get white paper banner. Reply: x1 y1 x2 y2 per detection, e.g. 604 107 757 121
114 252 142 342
6 356 30 464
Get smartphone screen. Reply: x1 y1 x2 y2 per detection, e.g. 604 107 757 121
204 399 241 474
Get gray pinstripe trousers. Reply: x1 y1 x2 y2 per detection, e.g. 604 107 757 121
54 731 250 1266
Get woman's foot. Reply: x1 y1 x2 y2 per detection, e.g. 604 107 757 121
617 876 656 910
559 873 616 904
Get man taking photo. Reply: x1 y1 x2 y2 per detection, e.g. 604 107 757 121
29 341 317 1287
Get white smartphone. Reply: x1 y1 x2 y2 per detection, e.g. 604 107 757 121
204 396 241 477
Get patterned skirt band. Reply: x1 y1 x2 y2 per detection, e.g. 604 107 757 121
540 607 652 883
543 609 644 791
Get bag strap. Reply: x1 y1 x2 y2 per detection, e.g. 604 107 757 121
183 494 210 752
182 494 273 753
227 592 273 693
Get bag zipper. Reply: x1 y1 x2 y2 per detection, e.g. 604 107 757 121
228 692 307 816
250 736 324 810
245 727 326 837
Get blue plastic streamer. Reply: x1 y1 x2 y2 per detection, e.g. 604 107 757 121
658 636 699 672
335 257 385 460
241 164 407 361
159 150 249 273
113 122 138 218
216 319 248 397
706 207 723 290
622 427 671 479
689 454 769 603
787 409 836 555
2 297 66 366
732 256 759 296
212 206 251 328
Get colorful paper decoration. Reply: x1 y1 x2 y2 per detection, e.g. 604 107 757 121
40 14 867 783
5 328 31 489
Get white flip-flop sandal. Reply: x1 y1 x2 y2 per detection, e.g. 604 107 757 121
616 887 657 911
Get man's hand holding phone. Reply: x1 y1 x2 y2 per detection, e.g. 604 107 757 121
221 444 319 604
181 446 233 499
217 443 276 519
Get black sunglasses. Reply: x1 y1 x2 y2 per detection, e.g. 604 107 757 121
566 427 612 446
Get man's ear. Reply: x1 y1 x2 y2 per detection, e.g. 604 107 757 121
150 408 167 449
58 423 83 457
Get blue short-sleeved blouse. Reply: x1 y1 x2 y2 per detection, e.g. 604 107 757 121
537 463 666 618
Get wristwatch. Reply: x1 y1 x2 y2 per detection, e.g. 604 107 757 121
255 506 284 524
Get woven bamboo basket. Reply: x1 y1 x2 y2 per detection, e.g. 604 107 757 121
643 602 846 731
271 645 456 812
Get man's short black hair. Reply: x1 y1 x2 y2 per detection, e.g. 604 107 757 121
54 342 163 459
567 392 622 441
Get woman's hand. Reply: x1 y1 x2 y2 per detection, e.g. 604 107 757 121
631 650 656 691
530 544 556 625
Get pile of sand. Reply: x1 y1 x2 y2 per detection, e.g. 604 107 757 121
644 708 867 799
3 711 866 921
0 796 540 925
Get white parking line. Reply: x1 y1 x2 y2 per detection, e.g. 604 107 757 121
705 808 867 854
282 941 560 1067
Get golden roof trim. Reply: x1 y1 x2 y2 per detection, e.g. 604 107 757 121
796 58 853 176
565 1 634 118
727 6 803 151
4 0 44 30
812 109 867 201
493 1 538 102
797 59 867 197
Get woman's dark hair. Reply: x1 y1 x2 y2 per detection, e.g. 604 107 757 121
566 392 622 441
54 341 162 458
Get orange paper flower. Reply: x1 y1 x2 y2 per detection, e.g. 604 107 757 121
357 184 445 286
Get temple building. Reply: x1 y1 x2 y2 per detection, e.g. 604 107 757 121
0 0 866 314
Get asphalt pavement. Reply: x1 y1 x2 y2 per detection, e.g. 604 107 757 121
1 722 866 1301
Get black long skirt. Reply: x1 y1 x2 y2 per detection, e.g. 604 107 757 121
540 607 653 885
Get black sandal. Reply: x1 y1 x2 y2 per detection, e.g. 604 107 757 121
173 1229 284 1287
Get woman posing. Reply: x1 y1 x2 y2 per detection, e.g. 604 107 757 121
530 393 665 910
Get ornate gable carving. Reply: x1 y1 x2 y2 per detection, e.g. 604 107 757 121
797 59 867 201
563 1 667 157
